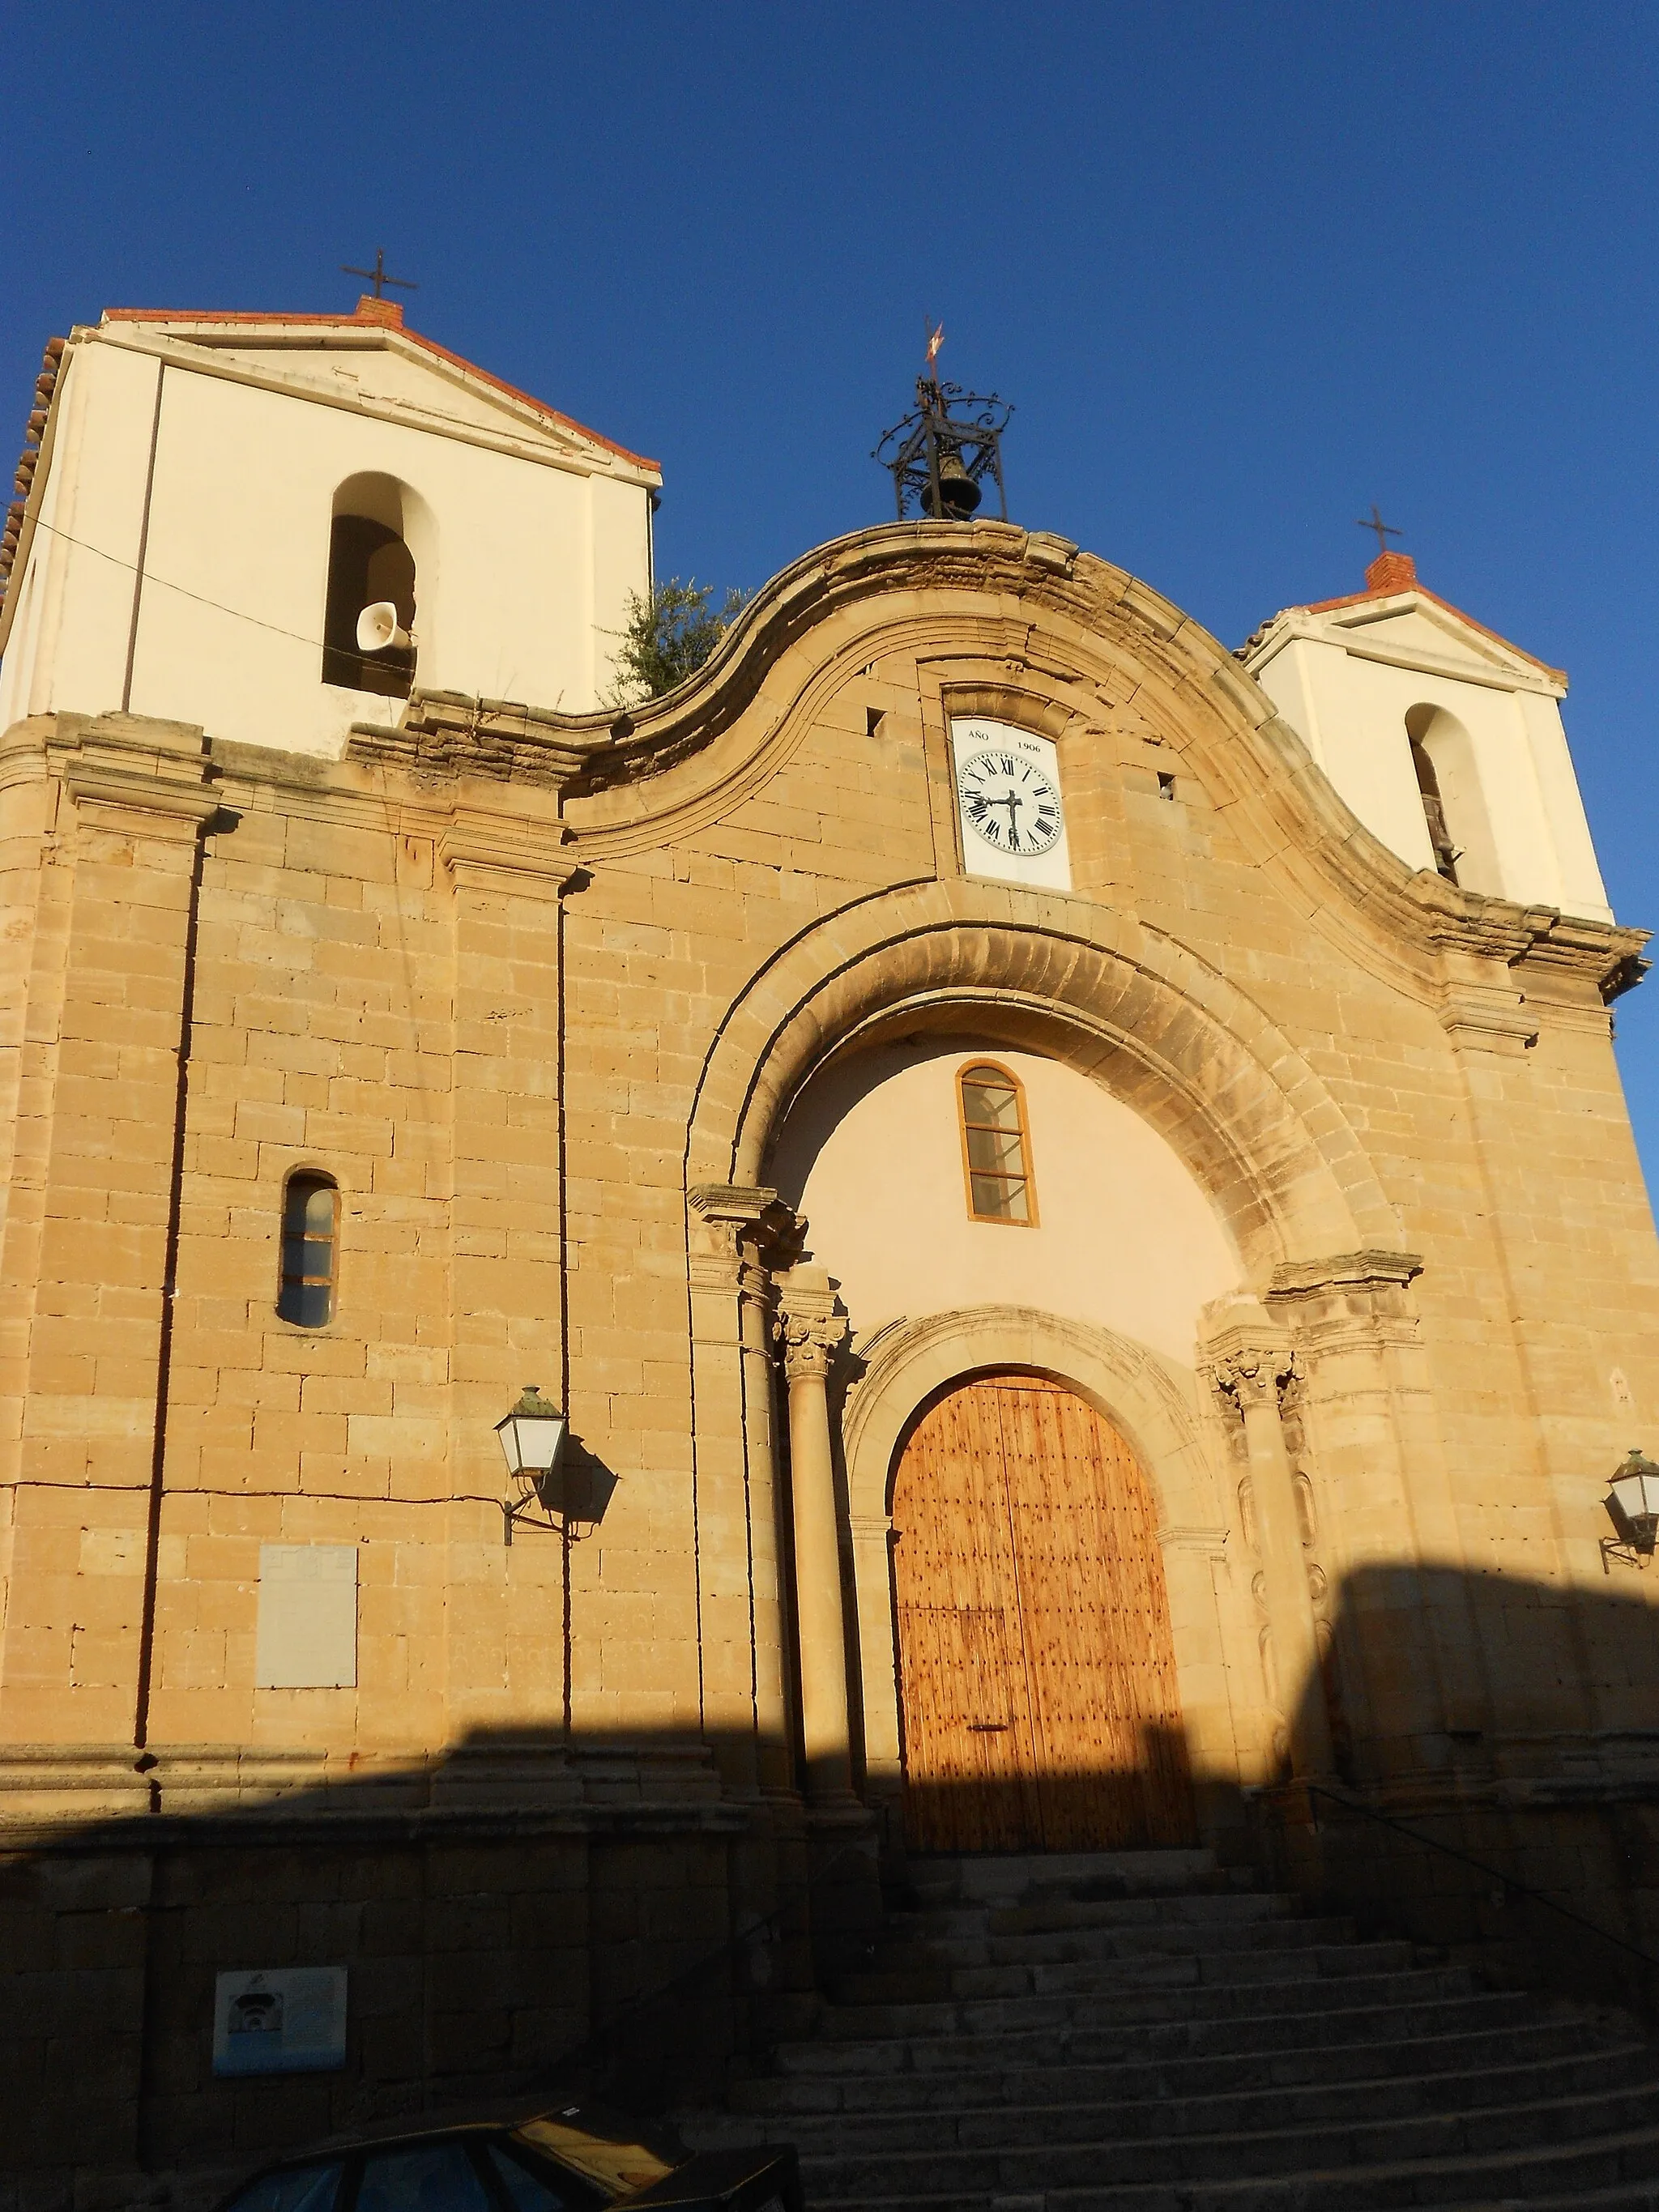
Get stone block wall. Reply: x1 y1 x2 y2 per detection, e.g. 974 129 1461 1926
4 520 1659 2202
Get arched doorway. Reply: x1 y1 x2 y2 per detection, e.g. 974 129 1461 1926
891 1370 1195 1853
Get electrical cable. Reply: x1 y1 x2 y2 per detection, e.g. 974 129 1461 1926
1 1478 510 1508
15 512 331 649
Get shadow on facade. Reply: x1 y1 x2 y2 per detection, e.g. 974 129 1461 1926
0 1724 825 2208
1256 1558 1659 2031
6 1557 1659 2206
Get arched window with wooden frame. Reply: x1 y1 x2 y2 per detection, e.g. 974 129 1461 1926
957 1060 1038 1225
278 1171 339 1327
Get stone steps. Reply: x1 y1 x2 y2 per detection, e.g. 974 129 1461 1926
899 1892 1296 1942
854 1908 1356 1975
771 1988 1556 2073
832 1932 1414 2005
710 2042 1659 2154
805 2123 1659 2211
814 1958 1469 2039
904 1849 1230 1903
678 1848 1657 2209
730 2016 1606 2113
757 2072 1659 2196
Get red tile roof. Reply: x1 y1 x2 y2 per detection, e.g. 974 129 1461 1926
101 300 660 474
1296 548 1564 683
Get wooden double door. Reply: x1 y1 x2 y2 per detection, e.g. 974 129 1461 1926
892 1372 1195 1854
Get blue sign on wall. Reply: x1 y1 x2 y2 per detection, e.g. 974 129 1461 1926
213 1967 348 2076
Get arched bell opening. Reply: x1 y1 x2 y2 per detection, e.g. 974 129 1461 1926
1405 701 1502 897
322 471 437 698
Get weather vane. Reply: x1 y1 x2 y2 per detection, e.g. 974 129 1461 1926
342 249 417 302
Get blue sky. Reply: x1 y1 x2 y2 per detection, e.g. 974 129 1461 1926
6 2 1659 1190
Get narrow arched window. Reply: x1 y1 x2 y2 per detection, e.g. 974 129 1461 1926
957 1062 1037 1225
279 1173 339 1327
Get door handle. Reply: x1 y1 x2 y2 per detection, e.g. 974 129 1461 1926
966 1722 1010 1733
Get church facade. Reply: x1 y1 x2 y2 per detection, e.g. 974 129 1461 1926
4 299 1659 2198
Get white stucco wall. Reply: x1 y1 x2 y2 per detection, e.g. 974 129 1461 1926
768 1040 1243 1371
1254 637 1440 877
1248 600 1611 923
0 329 655 756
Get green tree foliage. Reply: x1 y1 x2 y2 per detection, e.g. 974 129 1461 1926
608 576 750 705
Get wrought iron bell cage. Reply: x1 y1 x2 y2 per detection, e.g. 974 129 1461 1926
876 376 1013 523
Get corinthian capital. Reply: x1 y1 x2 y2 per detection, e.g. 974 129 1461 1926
774 1264 848 1380
1201 1300 1296 1404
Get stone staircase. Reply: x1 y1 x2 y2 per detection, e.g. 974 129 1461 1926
683 1846 1659 2210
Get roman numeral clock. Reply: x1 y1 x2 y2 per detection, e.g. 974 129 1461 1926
949 718 1073 893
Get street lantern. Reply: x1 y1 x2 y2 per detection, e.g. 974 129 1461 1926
1602 1446 1659 1571
495 1384 568 1545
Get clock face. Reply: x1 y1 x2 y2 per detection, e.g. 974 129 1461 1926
957 747 1065 858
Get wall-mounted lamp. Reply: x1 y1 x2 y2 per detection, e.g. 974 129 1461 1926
1601 1445 1659 1572
495 1383 569 1546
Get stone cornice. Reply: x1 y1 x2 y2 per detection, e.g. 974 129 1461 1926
688 1183 780 1230
338 526 1095 808
2 1801 752 1852
339 520 1647 1004
21 519 1637 1008
28 710 222 833
1240 601 1568 699
687 1186 804 1287
439 812 579 899
0 1738 748 1846
63 764 220 828
1268 1250 1425 1302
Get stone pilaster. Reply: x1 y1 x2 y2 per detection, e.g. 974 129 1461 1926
0 714 216 1742
1268 1251 1493 1774
1206 1304 1333 1779
440 814 579 1735
688 1183 802 1794
774 1263 856 1806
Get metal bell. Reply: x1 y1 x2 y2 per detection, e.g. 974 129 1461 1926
928 442 981 520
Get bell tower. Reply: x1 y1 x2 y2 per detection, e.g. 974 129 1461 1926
0 296 662 757
876 370 1012 522
1239 538 1612 923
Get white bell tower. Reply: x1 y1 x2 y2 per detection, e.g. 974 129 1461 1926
0 296 661 757
1240 543 1611 923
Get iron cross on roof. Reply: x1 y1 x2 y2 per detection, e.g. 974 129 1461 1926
341 248 417 300
1356 504 1401 557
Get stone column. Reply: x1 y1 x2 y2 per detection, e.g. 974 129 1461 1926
774 1264 856 1807
1207 1309 1333 1779
687 1184 801 1796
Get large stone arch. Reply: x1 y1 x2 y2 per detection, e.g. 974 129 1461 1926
838 1305 1249 1823
684 877 1401 1283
